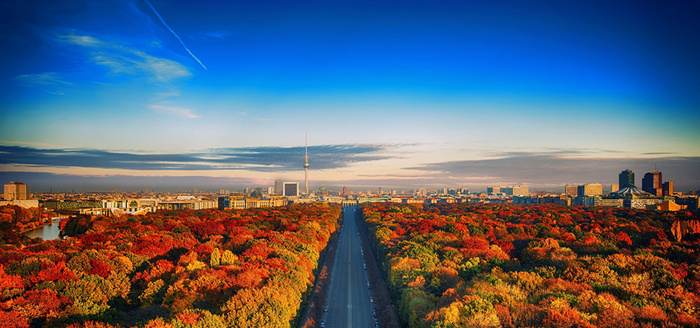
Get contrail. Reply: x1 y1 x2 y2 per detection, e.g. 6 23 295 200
144 0 207 70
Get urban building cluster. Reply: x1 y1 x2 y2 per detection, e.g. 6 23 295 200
1 182 39 208
487 185 529 196
3 160 700 222
514 169 697 211
5 137 697 237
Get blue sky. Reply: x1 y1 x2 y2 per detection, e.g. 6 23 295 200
1 0 699 192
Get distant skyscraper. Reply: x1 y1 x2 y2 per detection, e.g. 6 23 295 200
611 184 619 193
519 185 529 196
490 185 527 196
565 185 578 196
663 181 674 197
303 133 310 196
580 183 603 196
619 169 635 189
642 170 663 197
4 182 28 200
275 179 283 195
283 182 299 197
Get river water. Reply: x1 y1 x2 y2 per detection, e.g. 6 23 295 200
24 217 66 240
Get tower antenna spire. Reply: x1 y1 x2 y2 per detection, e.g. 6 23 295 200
304 132 310 196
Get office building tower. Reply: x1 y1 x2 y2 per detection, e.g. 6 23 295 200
663 181 674 197
275 180 284 195
580 183 603 196
283 182 299 197
509 185 528 196
611 184 619 193
494 185 528 196
642 170 663 197
565 185 578 196
619 169 635 189
4 182 28 200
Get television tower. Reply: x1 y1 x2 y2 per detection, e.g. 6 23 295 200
304 132 310 196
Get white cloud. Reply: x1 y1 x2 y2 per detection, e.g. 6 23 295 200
205 31 231 39
138 53 191 82
15 72 73 87
148 104 199 118
56 32 191 83
57 34 101 46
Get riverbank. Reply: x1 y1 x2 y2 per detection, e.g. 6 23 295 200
22 216 68 240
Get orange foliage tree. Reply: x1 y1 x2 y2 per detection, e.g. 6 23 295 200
362 202 700 328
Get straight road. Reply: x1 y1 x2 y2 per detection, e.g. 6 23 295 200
323 206 376 328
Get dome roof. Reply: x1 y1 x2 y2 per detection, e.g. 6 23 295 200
609 185 652 198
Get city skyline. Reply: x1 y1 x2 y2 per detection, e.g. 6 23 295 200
1 1 699 192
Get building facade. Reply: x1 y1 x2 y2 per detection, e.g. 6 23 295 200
283 182 299 197
4 182 28 200
611 184 619 193
565 185 579 196
642 170 663 197
274 180 284 195
159 200 217 211
579 183 603 196
619 169 635 189
663 181 674 197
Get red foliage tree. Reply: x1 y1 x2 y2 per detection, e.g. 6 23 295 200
89 258 111 278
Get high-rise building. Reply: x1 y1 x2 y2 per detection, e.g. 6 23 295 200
642 170 663 197
619 169 635 189
497 185 528 196
283 182 299 197
565 185 579 196
611 184 619 193
4 182 28 200
274 180 284 195
579 183 603 196
487 186 500 195
663 181 674 197
513 185 530 196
